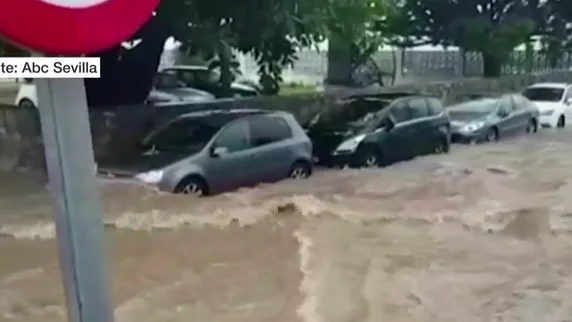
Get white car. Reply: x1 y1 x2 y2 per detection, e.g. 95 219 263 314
522 83 572 128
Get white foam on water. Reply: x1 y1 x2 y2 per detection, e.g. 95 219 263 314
295 229 320 322
4 134 572 321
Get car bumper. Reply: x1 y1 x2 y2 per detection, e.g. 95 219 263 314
451 129 488 143
314 151 360 167
539 114 558 128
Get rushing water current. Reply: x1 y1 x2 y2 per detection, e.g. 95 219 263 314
3 130 572 322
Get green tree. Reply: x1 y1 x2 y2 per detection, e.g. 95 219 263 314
542 0 572 67
325 0 389 86
172 0 327 95
397 0 542 77
86 0 327 104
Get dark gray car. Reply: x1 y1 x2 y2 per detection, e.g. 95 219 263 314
449 94 540 143
131 109 313 196
146 71 216 104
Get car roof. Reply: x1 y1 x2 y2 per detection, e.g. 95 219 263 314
172 108 284 127
341 92 419 102
527 82 569 89
449 97 499 110
165 65 209 71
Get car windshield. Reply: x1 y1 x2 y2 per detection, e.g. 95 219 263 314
449 98 498 120
309 99 389 130
522 87 564 102
147 119 221 153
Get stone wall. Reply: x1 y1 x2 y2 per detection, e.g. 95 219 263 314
2 70 572 172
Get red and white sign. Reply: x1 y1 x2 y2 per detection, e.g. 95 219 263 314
0 0 161 54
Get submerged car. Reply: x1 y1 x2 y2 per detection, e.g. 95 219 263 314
306 93 451 168
449 94 539 143
114 109 312 196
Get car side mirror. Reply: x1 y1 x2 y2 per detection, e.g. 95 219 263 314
498 110 509 117
210 146 228 157
565 97 572 105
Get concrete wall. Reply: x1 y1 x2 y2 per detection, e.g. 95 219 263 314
2 70 572 173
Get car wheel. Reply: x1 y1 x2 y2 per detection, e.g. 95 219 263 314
356 148 381 168
288 161 311 179
175 176 208 196
434 136 450 154
557 115 565 128
485 127 499 142
526 118 538 133
18 99 36 108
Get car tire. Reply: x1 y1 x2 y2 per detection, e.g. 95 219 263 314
18 99 36 108
434 136 450 154
557 115 565 128
526 118 538 134
288 161 312 179
355 147 382 168
175 176 208 196
485 127 499 142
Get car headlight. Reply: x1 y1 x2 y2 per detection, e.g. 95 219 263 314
540 109 554 116
335 134 366 153
461 121 485 132
134 170 164 184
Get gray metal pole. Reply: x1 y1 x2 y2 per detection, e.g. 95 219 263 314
35 77 113 322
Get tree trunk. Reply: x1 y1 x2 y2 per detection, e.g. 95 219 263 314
85 17 170 107
217 40 233 97
325 33 353 86
524 41 533 73
482 53 502 78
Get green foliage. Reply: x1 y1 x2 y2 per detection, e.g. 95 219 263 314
543 0 572 51
159 0 326 95
0 42 29 57
396 0 542 76
325 0 391 85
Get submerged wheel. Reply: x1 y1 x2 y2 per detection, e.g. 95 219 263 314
526 118 538 133
175 176 208 196
485 127 499 142
434 136 450 154
355 147 381 168
288 161 311 179
557 115 565 128
18 99 36 108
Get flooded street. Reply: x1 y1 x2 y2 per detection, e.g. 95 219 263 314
3 130 572 321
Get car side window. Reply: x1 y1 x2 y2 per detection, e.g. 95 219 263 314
389 101 412 123
248 116 292 147
214 120 251 153
499 96 514 113
151 120 211 150
407 98 429 119
427 98 444 115
565 87 572 102
512 95 531 110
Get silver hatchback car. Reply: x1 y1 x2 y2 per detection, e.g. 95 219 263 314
133 109 313 195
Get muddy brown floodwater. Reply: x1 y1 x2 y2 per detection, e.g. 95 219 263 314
3 130 572 322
